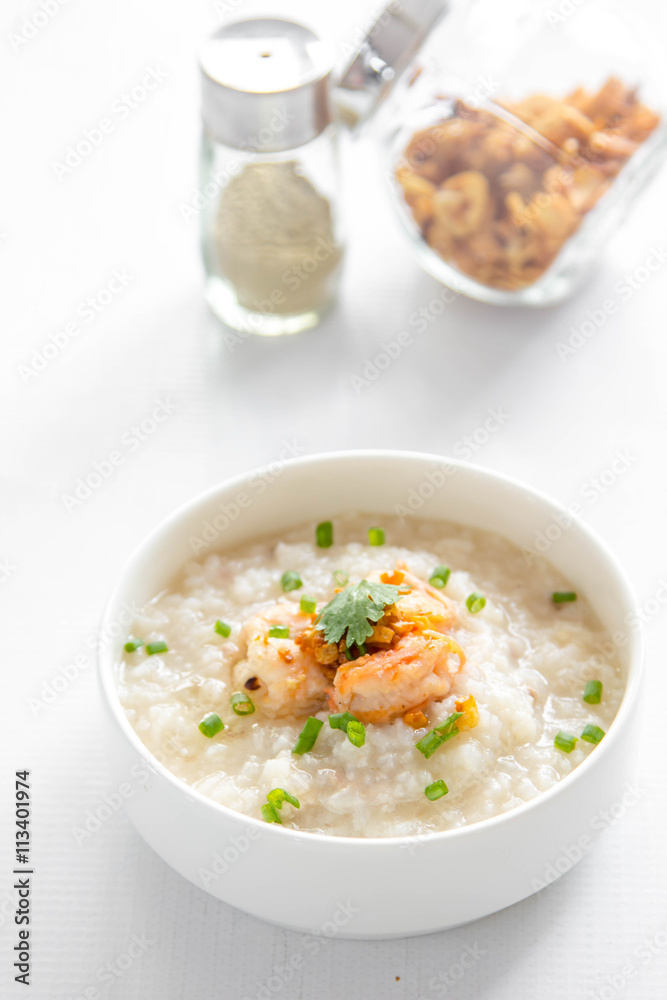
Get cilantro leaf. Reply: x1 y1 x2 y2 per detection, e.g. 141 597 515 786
314 580 401 649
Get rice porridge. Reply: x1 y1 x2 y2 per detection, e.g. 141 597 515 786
118 514 624 838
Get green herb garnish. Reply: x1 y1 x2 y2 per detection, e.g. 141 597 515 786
215 620 231 638
346 720 366 748
581 724 605 744
466 593 486 614
425 780 449 800
329 712 366 747
554 731 578 753
429 566 451 589
316 521 333 548
315 579 401 649
553 591 577 604
146 640 168 655
583 680 602 704
230 692 255 716
329 712 359 732
261 802 282 824
199 712 224 738
267 788 300 810
124 638 144 652
281 571 302 593
333 570 349 587
415 712 462 759
300 595 317 615
368 527 385 546
292 717 324 755
268 625 289 639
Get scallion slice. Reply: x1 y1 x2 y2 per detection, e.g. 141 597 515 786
230 692 255 716
333 570 349 587
346 720 366 748
199 712 224 738
429 566 451 589
329 712 358 732
329 712 366 747
581 724 605 744
146 640 168 655
554 731 577 753
292 717 324 755
425 779 449 801
583 680 603 704
553 591 577 604
415 712 462 759
261 802 282 824
267 788 300 810
466 593 486 614
300 595 317 615
268 625 289 639
215 620 231 638
281 570 302 593
316 521 333 548
124 638 144 652
368 527 385 546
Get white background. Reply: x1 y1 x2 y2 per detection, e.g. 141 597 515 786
2 0 667 997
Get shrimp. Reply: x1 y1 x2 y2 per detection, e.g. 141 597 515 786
233 601 328 717
331 632 464 725
330 563 464 724
385 563 456 635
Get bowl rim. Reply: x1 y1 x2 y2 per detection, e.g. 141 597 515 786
97 449 644 847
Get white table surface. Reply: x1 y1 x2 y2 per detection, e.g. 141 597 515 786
2 0 667 996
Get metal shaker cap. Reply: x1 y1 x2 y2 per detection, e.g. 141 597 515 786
200 18 334 152
336 0 449 130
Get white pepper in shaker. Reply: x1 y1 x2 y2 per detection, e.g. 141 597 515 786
199 18 344 337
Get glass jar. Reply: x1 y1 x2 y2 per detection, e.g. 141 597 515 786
339 0 667 306
199 19 344 336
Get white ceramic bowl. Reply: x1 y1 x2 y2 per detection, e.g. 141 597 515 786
97 451 642 938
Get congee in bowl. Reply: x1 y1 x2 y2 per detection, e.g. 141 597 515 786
118 513 622 839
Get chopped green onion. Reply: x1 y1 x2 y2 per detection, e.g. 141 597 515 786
415 712 462 759
425 779 449 801
215 620 231 638
300 595 317 615
553 591 577 604
124 638 144 652
368 527 385 546
333 570 349 587
199 712 224 738
357 642 368 656
281 570 302 593
346 720 366 748
267 788 300 810
583 680 603 704
230 691 255 716
316 521 333 548
292 717 324 755
329 712 366 746
429 566 451 589
329 712 359 732
261 802 282 824
268 625 289 639
581 724 605 744
434 713 462 739
344 646 355 661
554 730 578 753
146 640 168 655
466 593 486 614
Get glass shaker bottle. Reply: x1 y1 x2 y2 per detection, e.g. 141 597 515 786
199 18 343 336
